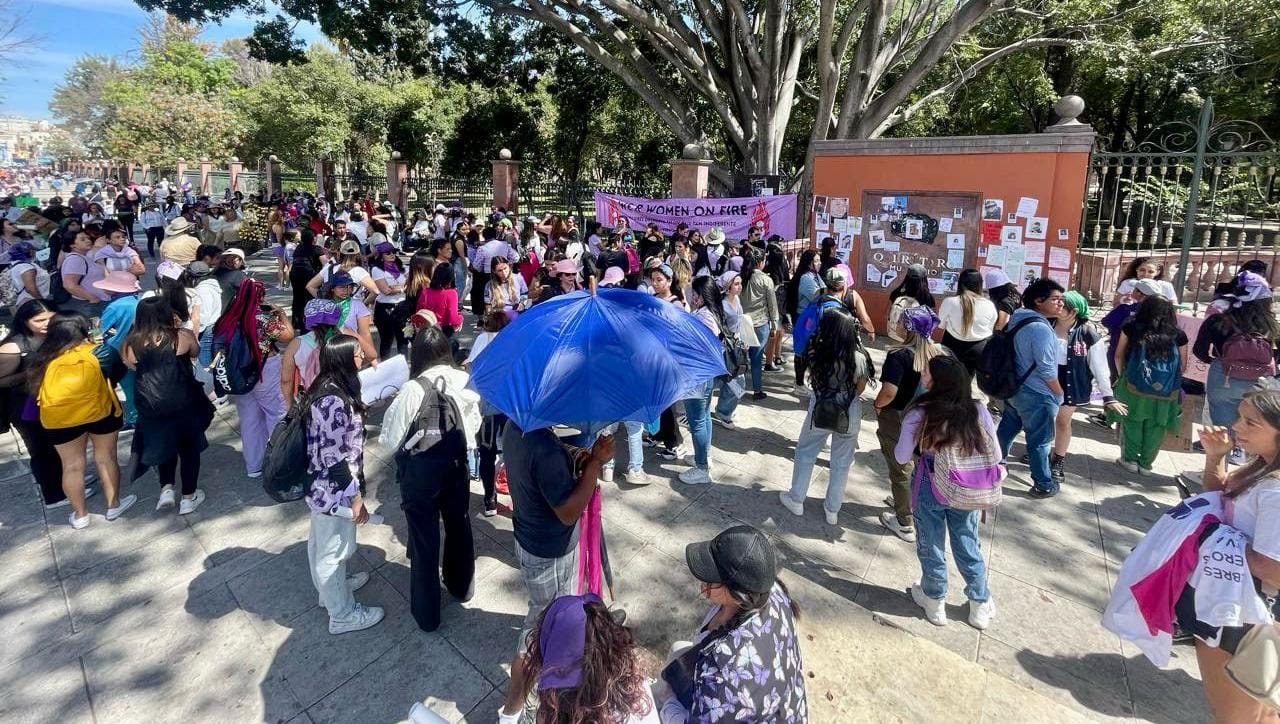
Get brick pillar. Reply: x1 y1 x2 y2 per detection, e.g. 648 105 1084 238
386 151 409 212
227 157 243 194
264 155 282 198
671 144 712 198
198 157 213 195
175 157 188 185
491 149 520 213
124 161 136 184
315 157 335 200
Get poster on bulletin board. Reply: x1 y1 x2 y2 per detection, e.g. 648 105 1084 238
857 190 982 296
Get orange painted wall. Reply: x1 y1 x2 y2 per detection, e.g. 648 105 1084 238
811 148 1091 327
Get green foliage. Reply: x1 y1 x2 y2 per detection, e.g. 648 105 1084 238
102 85 245 166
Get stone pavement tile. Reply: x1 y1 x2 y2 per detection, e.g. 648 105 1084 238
47 498 190 578
976 638 1135 722
82 584 304 724
0 530 60 600
62 525 209 631
0 652 94 724
434 558 529 688
1095 491 1175 563
185 495 311 567
254 573 422 711
987 530 1111 611
228 541 374 638
650 494 751 560
978 668 1102 724
992 496 1106 559
306 633 493 724
0 449 32 483
978 571 1132 705
0 572 74 669
1120 641 1209 723
0 487 46 552
599 477 706 545
376 527 516 609
463 688 507 724
610 544 709 657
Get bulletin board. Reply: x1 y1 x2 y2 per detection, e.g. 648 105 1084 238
975 195 1073 291
857 190 981 297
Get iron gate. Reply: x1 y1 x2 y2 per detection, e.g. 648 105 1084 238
1076 99 1279 312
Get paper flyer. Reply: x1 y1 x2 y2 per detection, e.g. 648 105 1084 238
938 217 953 233
946 249 965 268
942 271 959 292
1025 241 1045 264
952 207 964 219
983 199 1004 221
1015 196 1038 219
1020 264 1044 288
981 220 1002 243
866 264 882 283
986 245 1007 266
812 195 828 213
1048 247 1071 270
829 197 850 217
946 233 965 249
927 277 944 294
903 218 924 240
832 217 848 236
881 268 899 288
1006 213 1018 225
1025 216 1048 240
836 233 854 261
851 216 863 235
1057 228 1070 241
883 240 900 252
1048 269 1071 287
868 229 885 248
814 212 831 232
1002 242 1025 281
1000 225 1023 244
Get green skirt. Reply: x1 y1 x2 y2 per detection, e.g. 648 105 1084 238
1110 380 1181 432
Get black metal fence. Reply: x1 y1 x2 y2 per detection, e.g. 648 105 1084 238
331 174 386 200
404 176 491 216
519 179 668 222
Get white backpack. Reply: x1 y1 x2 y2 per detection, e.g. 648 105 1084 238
886 296 920 342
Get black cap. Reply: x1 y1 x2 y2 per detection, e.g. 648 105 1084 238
685 525 778 594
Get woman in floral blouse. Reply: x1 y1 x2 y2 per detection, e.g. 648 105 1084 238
660 525 808 723
304 334 384 635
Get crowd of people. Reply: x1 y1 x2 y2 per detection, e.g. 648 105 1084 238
3 177 1280 722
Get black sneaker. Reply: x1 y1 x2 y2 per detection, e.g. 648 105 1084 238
1087 412 1111 429
1029 485 1059 499
657 447 680 461
483 498 498 517
1050 454 1066 483
752 391 768 401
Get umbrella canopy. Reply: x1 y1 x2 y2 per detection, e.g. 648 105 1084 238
468 288 726 431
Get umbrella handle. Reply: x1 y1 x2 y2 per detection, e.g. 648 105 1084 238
588 275 597 297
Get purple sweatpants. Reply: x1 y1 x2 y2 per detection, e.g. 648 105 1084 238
232 355 286 475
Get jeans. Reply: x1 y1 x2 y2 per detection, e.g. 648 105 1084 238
308 511 358 622
914 471 990 602
683 387 714 468
788 399 859 513
231 355 286 474
602 420 644 474
748 322 769 393
1207 361 1254 428
997 385 1060 493
399 454 475 631
714 378 743 421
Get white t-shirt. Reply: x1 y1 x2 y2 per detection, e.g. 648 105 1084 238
318 264 371 287
9 262 49 307
193 278 223 332
432 213 447 240
937 295 998 342
370 267 406 305
1117 277 1178 302
1229 477 1280 563
347 220 369 245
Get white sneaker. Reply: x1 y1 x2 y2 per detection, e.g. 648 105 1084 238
69 511 90 529
879 511 917 542
1229 447 1249 466
882 494 895 509
347 571 370 592
178 490 206 515
968 598 996 630
823 507 839 525
156 486 177 511
791 384 810 398
46 485 96 511
778 491 804 516
1116 457 1140 474
329 604 385 635
911 583 947 626
246 470 263 479
600 466 614 483
711 413 735 430
678 466 713 485
105 494 137 521
624 469 652 485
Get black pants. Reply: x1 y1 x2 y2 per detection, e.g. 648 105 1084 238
117 213 136 242
157 439 201 495
144 226 164 257
794 355 808 386
13 419 64 505
399 455 475 632
289 266 315 330
373 301 408 359
469 270 489 318
656 406 684 450
477 414 507 508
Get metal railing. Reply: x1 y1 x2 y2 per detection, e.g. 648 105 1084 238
404 176 491 216
520 178 668 222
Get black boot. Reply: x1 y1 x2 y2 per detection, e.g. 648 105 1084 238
1050 453 1066 483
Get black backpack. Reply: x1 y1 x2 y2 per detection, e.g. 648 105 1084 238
394 377 467 464
262 396 317 503
975 316 1047 400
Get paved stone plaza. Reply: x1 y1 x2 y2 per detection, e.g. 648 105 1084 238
0 258 1212 723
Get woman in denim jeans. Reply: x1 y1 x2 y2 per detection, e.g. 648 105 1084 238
678 276 726 486
895 355 997 630
779 306 873 524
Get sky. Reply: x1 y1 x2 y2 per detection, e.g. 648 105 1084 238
0 0 327 119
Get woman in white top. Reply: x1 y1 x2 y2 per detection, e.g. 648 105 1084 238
937 269 997 375
1113 257 1178 306
369 241 408 359
6 243 49 308
304 240 382 300
1194 388 1280 722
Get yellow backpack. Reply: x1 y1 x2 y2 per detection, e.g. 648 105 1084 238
38 343 120 429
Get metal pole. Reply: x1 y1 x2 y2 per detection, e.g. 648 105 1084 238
1174 98 1213 294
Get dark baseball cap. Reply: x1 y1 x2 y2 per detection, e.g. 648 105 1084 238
685 525 778 594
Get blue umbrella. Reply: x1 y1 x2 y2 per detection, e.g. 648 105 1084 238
468 288 727 432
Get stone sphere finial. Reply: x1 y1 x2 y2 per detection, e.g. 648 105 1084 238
1052 95 1085 125
498 148 513 160
682 143 705 160
391 151 402 159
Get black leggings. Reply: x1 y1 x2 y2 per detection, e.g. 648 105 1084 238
477 414 507 507
289 265 315 330
656 406 684 450
117 213 136 242
13 419 65 505
794 355 808 386
469 270 489 318
157 440 201 495
144 226 164 257
374 301 408 359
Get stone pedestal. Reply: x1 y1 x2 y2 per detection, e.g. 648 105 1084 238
671 158 712 198
175 158 188 186
227 158 243 195
198 158 213 196
491 157 520 213
386 154 409 211
315 158 334 200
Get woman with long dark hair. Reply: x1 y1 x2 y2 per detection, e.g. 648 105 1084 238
780 306 875 524
762 242 791 369
0 300 94 510
785 250 822 388
379 325 479 631
416 262 464 336
894 355 998 629
304 334 384 635
1112 295 1188 474
1194 271 1280 464
289 228 326 329
659 525 807 722
29 312 132 528
984 269 1021 331
280 299 342 404
511 594 657 724
122 296 213 514
370 241 409 359
1113 256 1177 306
679 276 727 486
885 264 935 344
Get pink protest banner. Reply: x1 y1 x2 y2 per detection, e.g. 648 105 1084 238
594 191 799 239
1177 313 1209 384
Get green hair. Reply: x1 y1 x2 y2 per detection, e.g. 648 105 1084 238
1062 290 1089 321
